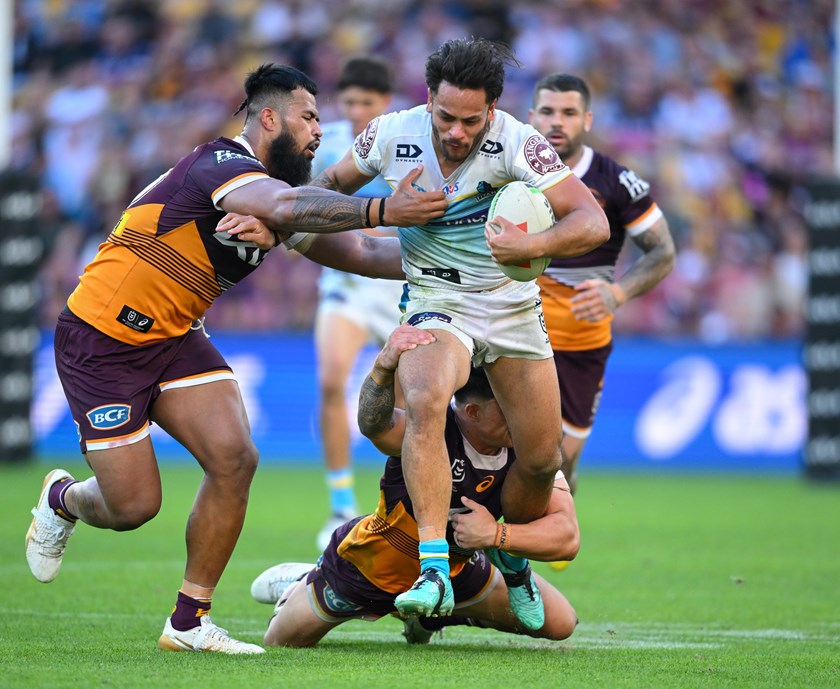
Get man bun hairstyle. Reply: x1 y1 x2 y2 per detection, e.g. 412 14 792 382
338 56 393 94
234 63 318 120
533 73 591 110
425 37 521 104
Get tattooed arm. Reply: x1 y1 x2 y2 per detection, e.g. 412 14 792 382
309 148 371 193
219 166 446 234
357 325 436 456
617 216 676 300
217 212 406 278
570 216 676 323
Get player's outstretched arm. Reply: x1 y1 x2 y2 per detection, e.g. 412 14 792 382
309 148 371 194
451 476 580 562
218 213 407 279
357 324 436 456
301 232 405 279
221 178 369 235
312 150 449 228
221 168 445 236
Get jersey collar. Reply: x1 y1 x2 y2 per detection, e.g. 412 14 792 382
571 145 594 178
233 135 257 158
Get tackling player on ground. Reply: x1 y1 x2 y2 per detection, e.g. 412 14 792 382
249 324 580 647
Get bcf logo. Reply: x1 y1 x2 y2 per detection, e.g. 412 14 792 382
86 404 131 430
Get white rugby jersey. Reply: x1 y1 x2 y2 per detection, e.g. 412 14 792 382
352 105 572 291
310 120 400 293
313 120 393 199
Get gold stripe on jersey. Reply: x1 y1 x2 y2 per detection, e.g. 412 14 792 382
67 203 224 344
538 276 612 351
366 512 421 559
338 493 467 594
110 227 221 304
625 203 662 234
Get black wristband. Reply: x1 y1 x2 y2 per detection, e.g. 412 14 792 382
378 197 386 227
364 198 373 228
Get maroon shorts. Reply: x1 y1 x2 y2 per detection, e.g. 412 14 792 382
553 341 613 436
305 518 497 622
54 309 234 454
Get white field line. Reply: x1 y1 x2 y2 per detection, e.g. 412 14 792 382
0 558 290 575
2 609 836 651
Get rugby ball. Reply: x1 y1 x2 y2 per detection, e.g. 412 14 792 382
487 181 554 281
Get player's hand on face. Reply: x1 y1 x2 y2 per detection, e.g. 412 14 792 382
376 324 436 372
217 213 282 250
451 496 498 550
384 165 448 226
484 217 536 265
570 279 623 322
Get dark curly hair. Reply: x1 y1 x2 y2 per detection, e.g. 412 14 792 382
425 38 521 104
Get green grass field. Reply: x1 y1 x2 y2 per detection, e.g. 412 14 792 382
1 460 838 689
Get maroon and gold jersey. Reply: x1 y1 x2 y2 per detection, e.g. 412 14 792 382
67 136 271 345
539 146 663 350
337 405 515 594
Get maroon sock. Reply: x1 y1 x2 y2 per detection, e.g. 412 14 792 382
48 478 78 521
169 592 212 632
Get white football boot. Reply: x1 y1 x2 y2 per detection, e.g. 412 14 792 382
25 469 77 583
250 562 314 604
158 616 265 654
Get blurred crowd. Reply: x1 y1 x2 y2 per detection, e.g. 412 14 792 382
10 0 832 340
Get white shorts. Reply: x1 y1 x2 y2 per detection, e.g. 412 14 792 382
317 268 405 346
402 279 552 366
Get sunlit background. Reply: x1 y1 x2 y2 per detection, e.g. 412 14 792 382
1 0 837 477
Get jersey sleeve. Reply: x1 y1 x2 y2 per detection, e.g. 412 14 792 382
607 160 663 237
351 115 385 179
510 125 572 192
189 144 270 210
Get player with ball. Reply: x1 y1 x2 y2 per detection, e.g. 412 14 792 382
298 38 609 619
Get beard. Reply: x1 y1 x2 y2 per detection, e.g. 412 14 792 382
432 119 491 164
266 130 313 187
551 130 583 162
